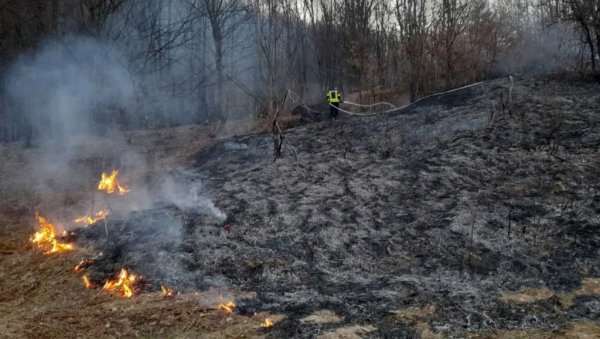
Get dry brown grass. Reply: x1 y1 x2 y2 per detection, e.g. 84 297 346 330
469 321 600 339
300 310 344 325
390 304 440 338
390 304 437 323
0 248 273 338
469 328 555 339
500 279 600 309
561 321 600 339
414 321 444 339
0 123 278 338
500 287 555 304
317 324 377 339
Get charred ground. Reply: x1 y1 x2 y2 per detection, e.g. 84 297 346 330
2 74 600 338
191 74 600 337
75 74 600 337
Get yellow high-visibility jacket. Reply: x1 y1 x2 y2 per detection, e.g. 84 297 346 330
326 90 341 103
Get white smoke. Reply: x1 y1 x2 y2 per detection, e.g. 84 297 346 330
2 35 225 230
159 172 227 222
4 36 135 140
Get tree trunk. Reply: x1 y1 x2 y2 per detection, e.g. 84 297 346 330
210 15 224 122
582 22 596 73
215 37 224 120
596 31 600 75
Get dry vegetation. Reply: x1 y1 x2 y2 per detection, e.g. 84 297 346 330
1 1 600 338
184 74 600 337
2 74 600 338
0 123 275 338
0 250 271 338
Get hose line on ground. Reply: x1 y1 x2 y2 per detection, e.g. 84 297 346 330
286 81 485 117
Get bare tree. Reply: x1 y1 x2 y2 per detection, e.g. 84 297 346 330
189 0 244 120
563 0 599 74
247 0 295 158
78 0 128 34
394 0 430 101
340 0 379 97
539 0 599 74
433 0 472 87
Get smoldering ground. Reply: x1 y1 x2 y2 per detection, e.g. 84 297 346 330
46 73 600 337
2 36 138 218
134 74 600 337
0 14 595 339
1 35 227 294
76 172 229 292
1 32 225 210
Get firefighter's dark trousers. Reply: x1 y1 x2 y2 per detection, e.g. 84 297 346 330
330 102 339 119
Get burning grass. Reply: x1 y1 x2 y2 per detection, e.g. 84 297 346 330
0 125 266 337
161 284 176 298
74 258 95 273
97 170 129 195
30 213 73 255
4 77 600 336
102 268 139 298
218 300 236 315
74 208 109 226
82 274 94 289
25 170 141 301
0 250 271 338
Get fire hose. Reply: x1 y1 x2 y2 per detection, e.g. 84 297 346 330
286 81 485 117
342 100 397 109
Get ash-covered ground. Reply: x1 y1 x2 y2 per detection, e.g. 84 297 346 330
78 74 600 338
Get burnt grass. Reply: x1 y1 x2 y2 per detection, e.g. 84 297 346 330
77 74 600 337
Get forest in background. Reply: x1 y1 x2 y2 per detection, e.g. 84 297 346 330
0 0 598 143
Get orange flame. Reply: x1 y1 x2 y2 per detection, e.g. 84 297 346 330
117 183 130 195
74 260 85 272
74 208 109 226
219 300 236 315
97 170 129 195
30 213 73 255
82 275 94 289
103 268 137 298
74 258 93 272
161 284 176 298
262 318 273 328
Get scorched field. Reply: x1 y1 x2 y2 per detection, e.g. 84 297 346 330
1 74 600 338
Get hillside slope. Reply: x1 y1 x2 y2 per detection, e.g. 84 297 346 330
189 74 600 337
1 74 600 338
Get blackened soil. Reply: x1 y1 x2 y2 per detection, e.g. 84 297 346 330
79 74 600 338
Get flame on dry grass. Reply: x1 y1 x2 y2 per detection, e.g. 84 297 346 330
262 318 273 328
30 213 73 255
103 268 137 298
161 284 176 298
82 275 94 289
97 170 129 195
74 259 94 273
219 301 236 315
74 208 109 226
117 183 130 195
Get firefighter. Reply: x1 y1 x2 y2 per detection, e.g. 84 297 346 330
326 88 342 119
